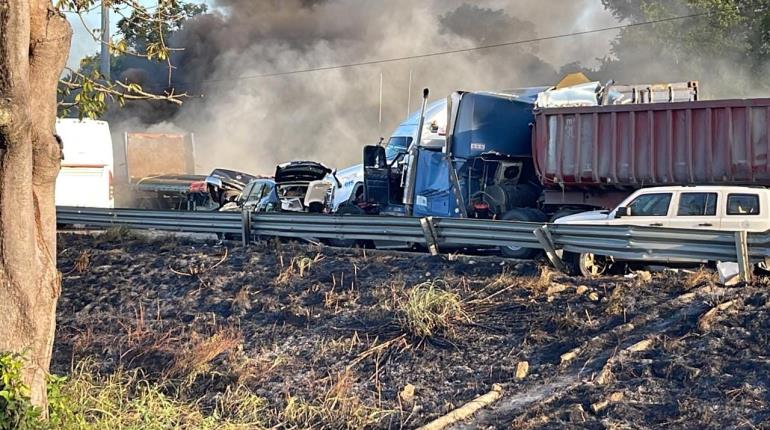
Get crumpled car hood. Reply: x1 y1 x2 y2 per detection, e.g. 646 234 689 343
275 161 332 184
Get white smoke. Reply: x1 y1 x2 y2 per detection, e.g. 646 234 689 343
111 0 620 175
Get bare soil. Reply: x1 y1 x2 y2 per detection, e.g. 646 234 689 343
55 233 770 429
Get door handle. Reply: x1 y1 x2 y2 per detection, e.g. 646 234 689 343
649 223 663 227
698 223 713 227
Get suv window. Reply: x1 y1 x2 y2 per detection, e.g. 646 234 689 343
727 194 760 215
259 182 274 200
239 182 255 203
677 192 717 216
626 193 672 216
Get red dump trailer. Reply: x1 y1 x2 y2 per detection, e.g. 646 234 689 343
533 98 770 209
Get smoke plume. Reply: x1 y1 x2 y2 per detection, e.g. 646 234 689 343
110 0 619 175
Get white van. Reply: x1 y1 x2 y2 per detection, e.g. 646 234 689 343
55 118 114 208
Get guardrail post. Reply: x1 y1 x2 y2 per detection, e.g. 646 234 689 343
735 230 751 282
420 217 440 256
534 226 566 273
241 208 251 247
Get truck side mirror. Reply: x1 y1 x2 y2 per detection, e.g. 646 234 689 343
615 206 629 218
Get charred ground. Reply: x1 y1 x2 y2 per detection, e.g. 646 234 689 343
55 232 770 429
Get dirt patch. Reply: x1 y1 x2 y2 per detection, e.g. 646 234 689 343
55 233 770 428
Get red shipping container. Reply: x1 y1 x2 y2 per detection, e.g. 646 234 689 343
533 99 770 189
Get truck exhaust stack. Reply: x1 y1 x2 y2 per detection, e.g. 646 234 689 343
403 88 430 215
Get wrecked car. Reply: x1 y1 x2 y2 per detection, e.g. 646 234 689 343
219 162 339 214
130 168 256 210
218 178 277 212
273 161 338 213
194 168 262 210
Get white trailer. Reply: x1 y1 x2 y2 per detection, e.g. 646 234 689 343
54 118 114 208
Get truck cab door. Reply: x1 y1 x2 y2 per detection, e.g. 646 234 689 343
668 191 720 230
611 192 673 227
362 145 390 207
411 150 457 217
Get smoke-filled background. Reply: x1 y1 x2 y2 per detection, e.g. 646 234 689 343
67 0 770 175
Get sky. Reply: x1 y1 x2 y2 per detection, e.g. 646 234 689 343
65 0 219 69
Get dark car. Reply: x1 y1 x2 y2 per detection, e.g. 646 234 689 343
218 178 278 212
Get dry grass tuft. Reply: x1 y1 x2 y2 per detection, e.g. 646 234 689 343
51 361 268 430
685 267 718 289
224 350 287 387
168 328 242 382
398 279 469 338
214 385 269 426
516 266 557 295
63 250 91 275
276 253 324 285
73 250 91 273
232 286 252 312
604 285 626 316
282 371 391 429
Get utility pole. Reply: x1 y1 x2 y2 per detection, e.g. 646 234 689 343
378 71 383 133
407 69 412 116
100 0 111 80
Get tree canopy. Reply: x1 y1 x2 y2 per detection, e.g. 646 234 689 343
597 0 770 95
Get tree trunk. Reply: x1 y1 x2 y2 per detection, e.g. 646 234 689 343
0 0 71 408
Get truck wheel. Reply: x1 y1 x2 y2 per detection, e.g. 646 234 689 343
523 208 548 222
138 198 161 210
499 208 540 259
326 204 363 248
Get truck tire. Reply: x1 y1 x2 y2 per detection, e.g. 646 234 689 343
522 208 548 222
326 204 363 248
499 208 541 260
138 198 161 210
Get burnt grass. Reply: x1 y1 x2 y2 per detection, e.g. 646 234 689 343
55 233 770 429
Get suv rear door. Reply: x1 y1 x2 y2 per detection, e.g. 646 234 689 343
721 191 763 231
668 191 720 230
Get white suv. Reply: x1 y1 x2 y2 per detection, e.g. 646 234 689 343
554 186 770 276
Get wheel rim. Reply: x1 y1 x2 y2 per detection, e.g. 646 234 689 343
581 253 609 277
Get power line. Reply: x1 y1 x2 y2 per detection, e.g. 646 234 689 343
194 12 708 84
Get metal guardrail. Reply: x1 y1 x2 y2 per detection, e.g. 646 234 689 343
57 207 765 281
431 217 542 249
548 224 747 263
57 207 243 235
249 212 427 244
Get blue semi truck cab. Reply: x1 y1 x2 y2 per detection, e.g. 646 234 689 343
357 88 548 257
361 89 547 215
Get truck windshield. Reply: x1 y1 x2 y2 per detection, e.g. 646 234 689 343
385 137 412 160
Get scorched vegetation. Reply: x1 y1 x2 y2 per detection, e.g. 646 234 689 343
18 232 767 429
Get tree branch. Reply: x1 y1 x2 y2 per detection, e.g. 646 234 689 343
60 67 186 117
